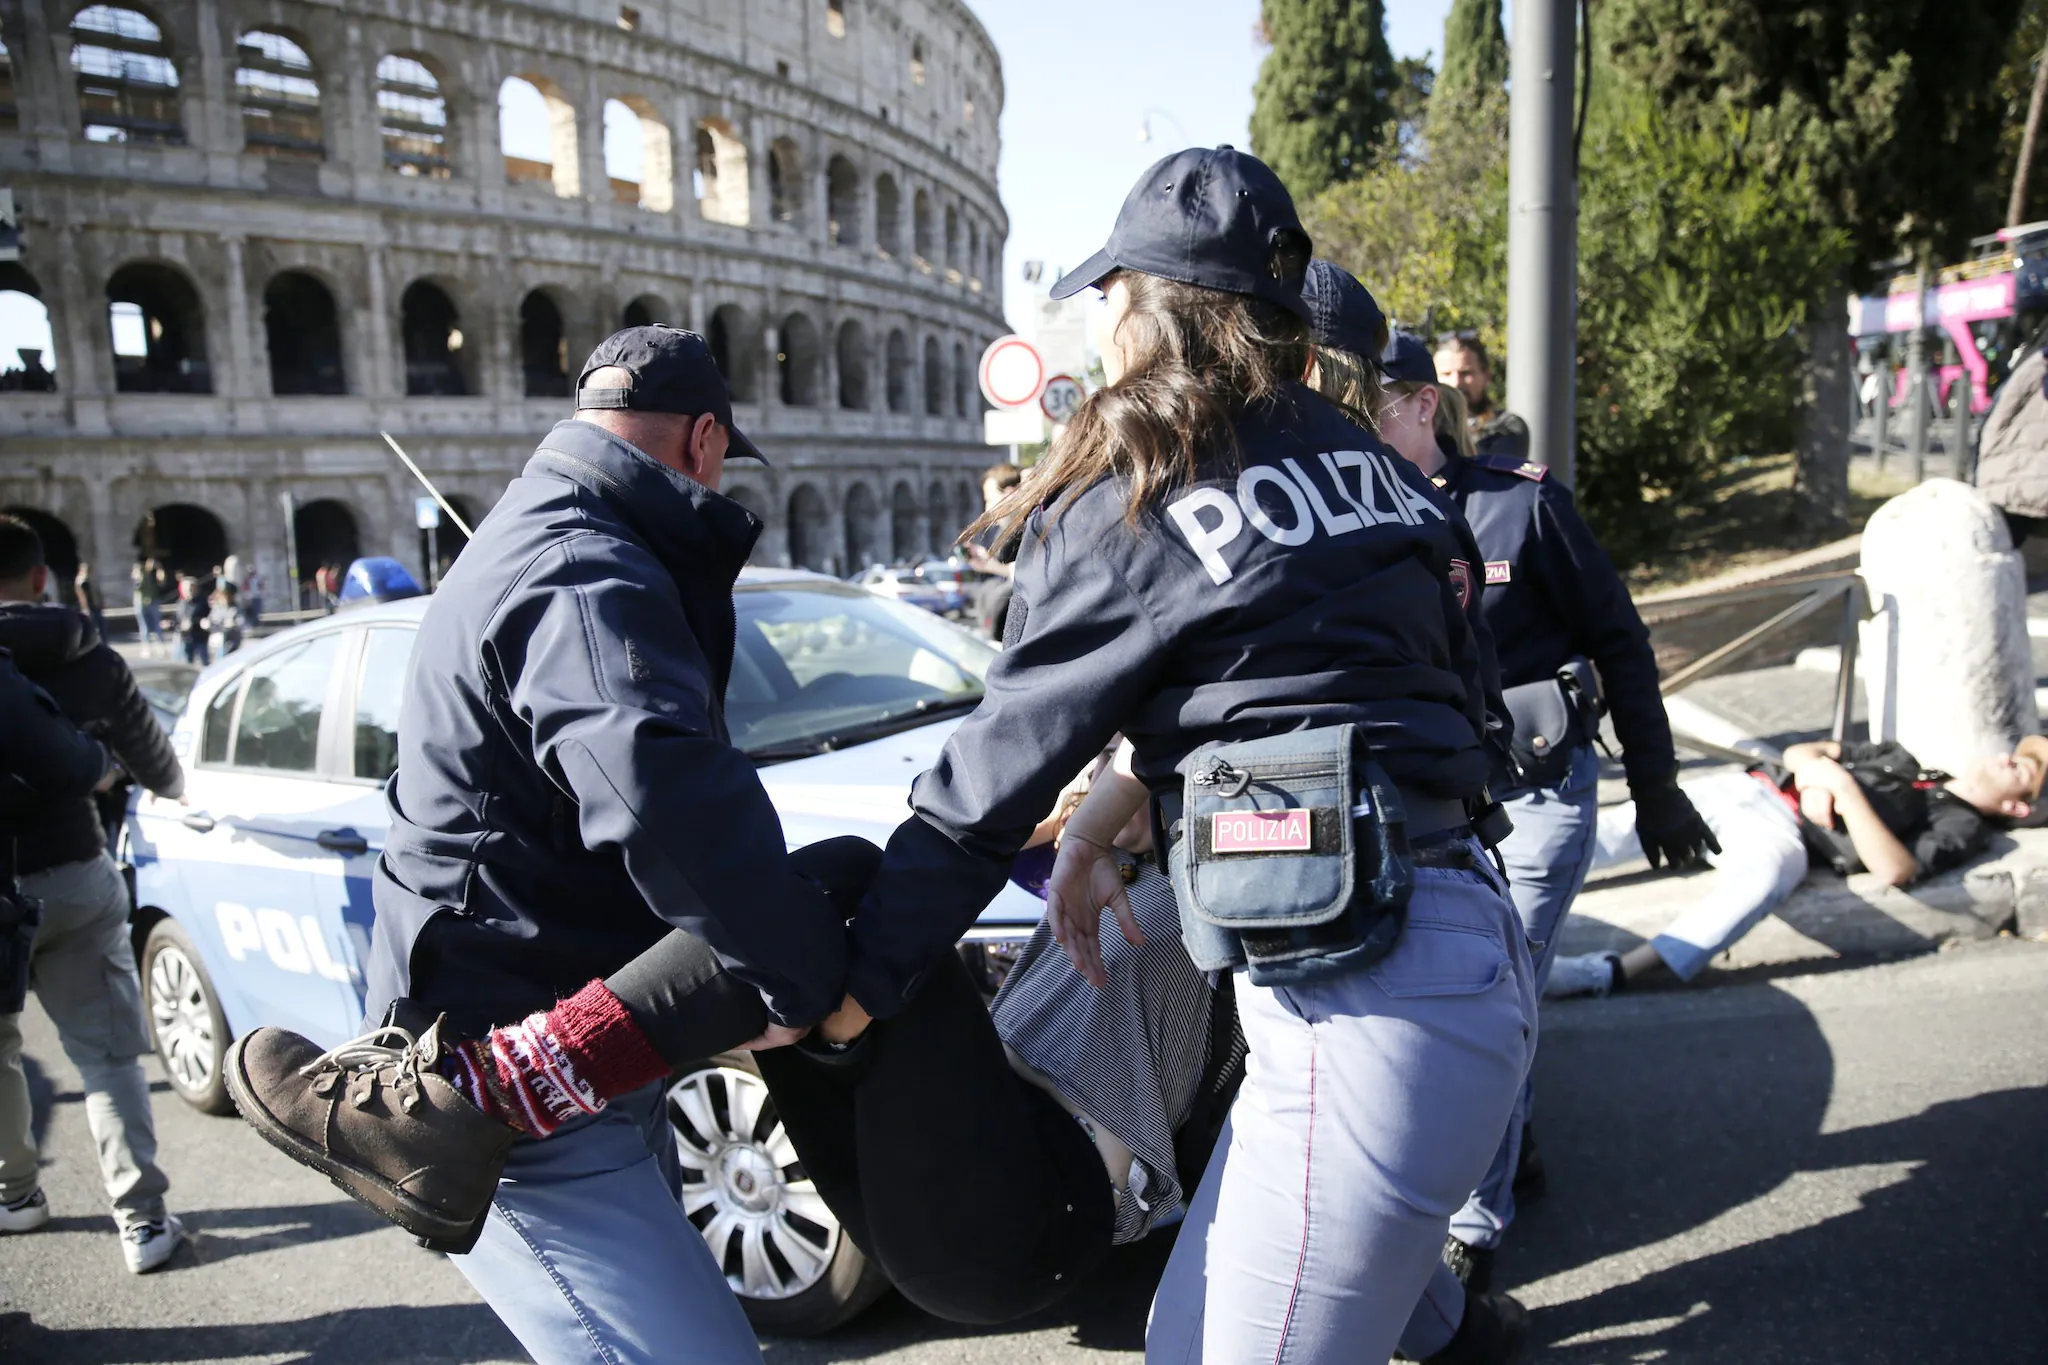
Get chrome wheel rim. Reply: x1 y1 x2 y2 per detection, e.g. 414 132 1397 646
147 942 217 1095
667 1067 840 1301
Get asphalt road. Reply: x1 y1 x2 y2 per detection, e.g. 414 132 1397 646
2 939 2044 1364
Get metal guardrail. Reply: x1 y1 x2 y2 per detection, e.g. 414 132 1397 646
1658 572 1865 749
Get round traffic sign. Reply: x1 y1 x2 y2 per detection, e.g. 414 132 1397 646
978 335 1046 410
1039 374 1085 424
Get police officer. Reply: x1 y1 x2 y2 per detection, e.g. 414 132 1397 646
225 328 848 1365
800 148 1536 1365
1316 286 1716 1289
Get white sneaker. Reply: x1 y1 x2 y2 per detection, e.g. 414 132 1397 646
0 1188 48 1233
1544 952 1621 999
121 1213 185 1274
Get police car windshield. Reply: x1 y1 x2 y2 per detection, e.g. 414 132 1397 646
730 583 994 760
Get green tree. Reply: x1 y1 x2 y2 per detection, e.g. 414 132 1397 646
1602 0 2027 535
1250 0 1398 198
1435 0 1508 108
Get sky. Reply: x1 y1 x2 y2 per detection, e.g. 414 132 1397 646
973 0 1458 333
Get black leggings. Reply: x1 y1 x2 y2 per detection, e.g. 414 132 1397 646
600 838 1117 1324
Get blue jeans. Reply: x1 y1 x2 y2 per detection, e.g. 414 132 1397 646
451 1085 760 1365
1446 742 1600 1254
1146 850 1536 1364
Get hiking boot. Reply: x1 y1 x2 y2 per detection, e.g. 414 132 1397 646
1442 1233 1495 1294
0 1188 48 1234
121 1213 185 1274
224 1015 516 1253
1423 1290 1531 1365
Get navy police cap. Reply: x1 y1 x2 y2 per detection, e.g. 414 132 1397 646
1379 331 1438 385
1303 259 1388 359
574 325 768 464
1049 146 1312 319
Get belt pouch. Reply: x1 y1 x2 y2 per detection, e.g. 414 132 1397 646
1502 658 1600 788
1168 724 1412 986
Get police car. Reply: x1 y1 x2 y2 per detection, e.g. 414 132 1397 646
121 566 1042 1334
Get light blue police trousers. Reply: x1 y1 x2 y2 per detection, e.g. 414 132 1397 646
1146 849 1537 1364
451 1083 761 1365
1448 741 1601 1255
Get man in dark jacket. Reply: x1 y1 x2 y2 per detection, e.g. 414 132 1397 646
0 514 186 1273
226 329 847 1363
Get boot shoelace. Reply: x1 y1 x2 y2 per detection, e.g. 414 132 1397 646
299 1023 439 1113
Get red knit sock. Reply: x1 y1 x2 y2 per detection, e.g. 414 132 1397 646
440 981 671 1137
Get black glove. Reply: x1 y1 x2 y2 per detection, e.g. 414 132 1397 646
1633 777 1721 870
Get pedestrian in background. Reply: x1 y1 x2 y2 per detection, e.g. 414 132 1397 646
962 461 1022 638
0 514 187 1274
205 581 245 658
1434 334 1530 459
128 561 162 658
1337 305 1718 1294
73 562 105 643
174 577 208 666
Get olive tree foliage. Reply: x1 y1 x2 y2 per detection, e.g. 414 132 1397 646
1250 0 1399 199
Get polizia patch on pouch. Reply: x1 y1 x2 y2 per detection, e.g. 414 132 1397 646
1210 808 1314 854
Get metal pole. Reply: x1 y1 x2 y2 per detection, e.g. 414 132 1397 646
1507 0 1579 483
279 491 301 617
1906 269 1930 483
1871 364 1890 471
426 523 440 591
1831 580 1862 744
1951 375 1972 481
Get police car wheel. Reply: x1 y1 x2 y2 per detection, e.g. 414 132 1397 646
667 1055 890 1336
140 918 234 1116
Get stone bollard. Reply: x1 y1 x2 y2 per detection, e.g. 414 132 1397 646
1859 478 2038 774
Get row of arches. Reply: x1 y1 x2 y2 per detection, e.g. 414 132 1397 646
6 495 477 603
732 477 982 576
0 261 988 411
40 8 1001 285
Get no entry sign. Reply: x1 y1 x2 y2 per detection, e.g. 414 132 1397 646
978 335 1046 410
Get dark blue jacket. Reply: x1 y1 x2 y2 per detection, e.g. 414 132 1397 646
1434 448 1674 789
364 421 848 1037
0 646 107 821
845 385 1505 1017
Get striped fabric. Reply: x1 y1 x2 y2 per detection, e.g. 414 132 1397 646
991 857 1214 1244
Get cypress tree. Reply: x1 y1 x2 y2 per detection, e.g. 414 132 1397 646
1436 0 1508 107
1250 0 1397 199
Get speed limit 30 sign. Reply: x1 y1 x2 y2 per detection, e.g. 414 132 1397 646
1039 374 1085 424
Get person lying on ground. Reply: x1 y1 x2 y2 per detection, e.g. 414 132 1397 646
1546 737 2047 997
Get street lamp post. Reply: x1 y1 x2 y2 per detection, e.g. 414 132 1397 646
1507 0 1579 483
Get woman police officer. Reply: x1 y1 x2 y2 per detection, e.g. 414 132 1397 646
817 148 1537 1364
1305 262 1718 1290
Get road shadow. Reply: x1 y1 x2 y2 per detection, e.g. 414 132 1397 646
0 1303 523 1364
1503 979 2048 1362
761 1230 1178 1362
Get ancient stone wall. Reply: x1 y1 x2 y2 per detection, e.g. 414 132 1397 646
0 0 1007 601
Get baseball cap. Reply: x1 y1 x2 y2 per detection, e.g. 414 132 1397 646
574 325 768 464
1379 331 1438 385
1049 146 1312 319
1303 260 1388 359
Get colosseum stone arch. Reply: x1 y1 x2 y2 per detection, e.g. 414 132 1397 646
0 0 1007 603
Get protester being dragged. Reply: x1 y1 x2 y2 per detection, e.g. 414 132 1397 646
1311 269 1717 1297
1550 737 2045 997
1435 333 1530 459
0 514 187 1273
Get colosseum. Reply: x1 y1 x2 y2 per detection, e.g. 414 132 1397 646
0 0 1008 604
